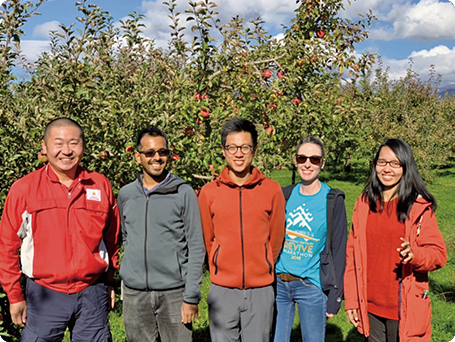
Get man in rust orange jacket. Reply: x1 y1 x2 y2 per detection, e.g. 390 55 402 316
198 118 286 342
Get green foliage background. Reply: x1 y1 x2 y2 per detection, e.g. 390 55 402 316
1 0 455 340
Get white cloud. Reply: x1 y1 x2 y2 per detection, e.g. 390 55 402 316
367 0 455 41
19 40 52 62
391 0 455 40
32 20 61 39
377 44 455 86
133 0 298 49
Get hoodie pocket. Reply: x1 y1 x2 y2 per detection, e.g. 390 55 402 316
264 243 272 274
212 244 221 275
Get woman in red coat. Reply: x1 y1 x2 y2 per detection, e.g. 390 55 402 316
344 139 446 342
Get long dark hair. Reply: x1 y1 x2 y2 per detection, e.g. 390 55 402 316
362 139 436 222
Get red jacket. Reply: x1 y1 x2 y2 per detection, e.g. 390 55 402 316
198 167 285 289
344 196 446 341
0 165 120 304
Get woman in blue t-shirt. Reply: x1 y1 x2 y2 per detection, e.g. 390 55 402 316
274 136 347 342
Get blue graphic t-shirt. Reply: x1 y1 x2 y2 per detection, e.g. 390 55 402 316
275 182 330 289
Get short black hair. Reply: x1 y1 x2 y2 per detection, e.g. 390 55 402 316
136 127 168 150
43 118 85 143
221 118 258 148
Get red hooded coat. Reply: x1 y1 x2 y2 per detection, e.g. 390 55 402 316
344 196 446 341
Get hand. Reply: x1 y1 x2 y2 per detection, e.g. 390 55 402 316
326 312 334 318
10 301 27 327
181 302 198 324
346 308 359 327
107 286 116 311
398 238 414 264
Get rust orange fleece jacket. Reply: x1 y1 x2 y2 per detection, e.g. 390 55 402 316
198 166 286 289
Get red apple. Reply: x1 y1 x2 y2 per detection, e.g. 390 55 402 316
194 93 202 100
316 30 325 38
200 109 210 118
263 69 272 78
125 145 135 153
277 72 284 80
171 155 180 161
265 126 274 136
292 98 300 106
263 121 269 127
209 164 214 170
100 151 108 159
202 94 208 100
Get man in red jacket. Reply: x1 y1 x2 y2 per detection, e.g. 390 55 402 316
198 118 286 342
0 118 120 342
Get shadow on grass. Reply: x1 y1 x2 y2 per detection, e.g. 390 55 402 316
344 327 366 342
288 323 364 342
193 325 211 342
430 275 455 303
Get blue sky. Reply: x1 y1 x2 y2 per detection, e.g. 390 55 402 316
9 0 455 87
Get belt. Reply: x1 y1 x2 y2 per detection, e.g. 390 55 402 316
277 273 301 282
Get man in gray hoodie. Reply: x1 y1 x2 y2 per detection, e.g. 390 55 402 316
118 127 205 342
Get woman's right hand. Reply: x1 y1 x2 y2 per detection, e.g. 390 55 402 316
346 309 360 327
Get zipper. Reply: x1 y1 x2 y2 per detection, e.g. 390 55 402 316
144 196 150 290
66 179 80 287
239 187 245 289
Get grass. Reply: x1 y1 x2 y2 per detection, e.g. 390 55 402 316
63 168 455 341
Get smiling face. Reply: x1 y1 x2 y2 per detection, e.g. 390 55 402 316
222 131 257 185
41 125 84 182
375 146 403 199
296 142 325 186
135 135 169 188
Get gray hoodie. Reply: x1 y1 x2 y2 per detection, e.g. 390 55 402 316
118 172 205 304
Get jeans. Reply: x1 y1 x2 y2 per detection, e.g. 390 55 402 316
122 284 192 342
274 277 327 342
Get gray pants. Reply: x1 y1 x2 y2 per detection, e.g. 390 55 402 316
207 283 275 342
122 284 192 342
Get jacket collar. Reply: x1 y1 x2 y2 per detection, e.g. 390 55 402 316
216 166 266 188
45 164 88 183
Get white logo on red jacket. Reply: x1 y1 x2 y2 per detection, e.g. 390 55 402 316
87 189 101 201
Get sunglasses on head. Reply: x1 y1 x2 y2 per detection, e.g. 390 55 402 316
295 155 323 165
138 149 170 158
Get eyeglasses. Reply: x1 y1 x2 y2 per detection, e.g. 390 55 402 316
138 149 170 158
376 159 402 168
224 145 254 155
296 155 323 165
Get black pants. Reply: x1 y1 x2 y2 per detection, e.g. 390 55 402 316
367 312 399 342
